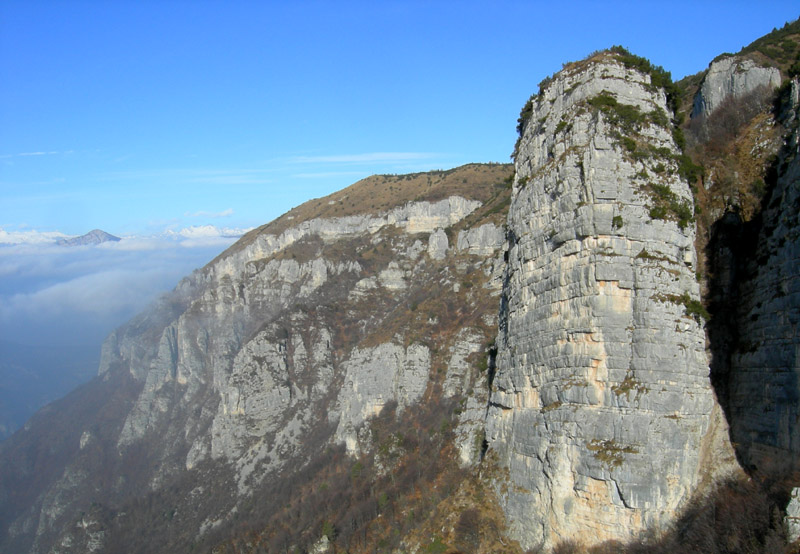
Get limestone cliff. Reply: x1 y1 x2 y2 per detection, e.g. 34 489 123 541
0 164 513 553
486 50 731 549
691 55 781 119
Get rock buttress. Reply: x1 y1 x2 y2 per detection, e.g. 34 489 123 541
486 51 727 549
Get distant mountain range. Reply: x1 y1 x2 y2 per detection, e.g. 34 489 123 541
0 225 252 247
56 229 120 246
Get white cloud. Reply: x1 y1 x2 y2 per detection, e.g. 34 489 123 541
0 151 63 159
0 232 238 346
167 224 252 239
1 269 169 318
0 224 251 250
0 227 71 245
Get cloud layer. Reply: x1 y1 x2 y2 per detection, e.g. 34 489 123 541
0 225 248 347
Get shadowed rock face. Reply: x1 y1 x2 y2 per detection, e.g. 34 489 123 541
486 52 729 549
708 79 800 480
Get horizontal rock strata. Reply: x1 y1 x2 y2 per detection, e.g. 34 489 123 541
487 52 720 548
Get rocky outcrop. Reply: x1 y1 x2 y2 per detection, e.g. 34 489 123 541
787 488 800 543
456 223 505 256
209 196 481 284
332 343 431 453
691 55 782 119
486 52 729 548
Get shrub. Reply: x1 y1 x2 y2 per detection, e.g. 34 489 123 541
424 535 450 553
454 508 481 551
516 95 535 136
646 183 694 229
619 136 637 152
321 520 337 540
587 92 647 133
676 154 703 185
609 46 680 113
680 294 710 322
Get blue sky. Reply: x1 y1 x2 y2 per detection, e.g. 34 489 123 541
2 1 798 237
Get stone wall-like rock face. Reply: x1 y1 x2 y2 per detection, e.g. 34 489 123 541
332 342 431 454
691 56 782 119
486 53 723 549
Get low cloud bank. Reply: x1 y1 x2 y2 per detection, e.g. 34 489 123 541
0 225 251 439
0 225 250 347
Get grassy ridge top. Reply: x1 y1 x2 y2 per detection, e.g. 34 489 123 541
737 17 800 76
217 163 513 262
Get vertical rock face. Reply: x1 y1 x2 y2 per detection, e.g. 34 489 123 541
691 55 782 119
486 52 721 548
711 79 800 476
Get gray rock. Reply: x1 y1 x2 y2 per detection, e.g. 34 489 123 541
427 228 449 260
443 329 484 398
486 51 727 549
786 488 800 543
332 343 431 454
715 82 800 477
692 56 781 119
456 223 505 256
211 196 480 284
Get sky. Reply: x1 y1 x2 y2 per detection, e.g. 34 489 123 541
0 2 798 346
2 1 798 238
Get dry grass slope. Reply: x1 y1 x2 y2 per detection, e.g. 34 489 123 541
214 163 512 264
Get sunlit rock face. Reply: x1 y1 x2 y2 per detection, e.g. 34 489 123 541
107 194 494 490
486 52 725 549
0 163 513 553
691 55 781 119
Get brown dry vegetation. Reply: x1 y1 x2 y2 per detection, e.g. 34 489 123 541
209 400 521 554
673 21 799 285
191 164 515 553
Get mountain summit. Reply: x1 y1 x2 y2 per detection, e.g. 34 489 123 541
56 229 121 246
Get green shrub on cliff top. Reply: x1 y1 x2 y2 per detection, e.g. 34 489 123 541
609 45 680 114
587 92 647 133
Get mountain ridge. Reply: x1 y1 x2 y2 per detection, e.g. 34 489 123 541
1 21 799 553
